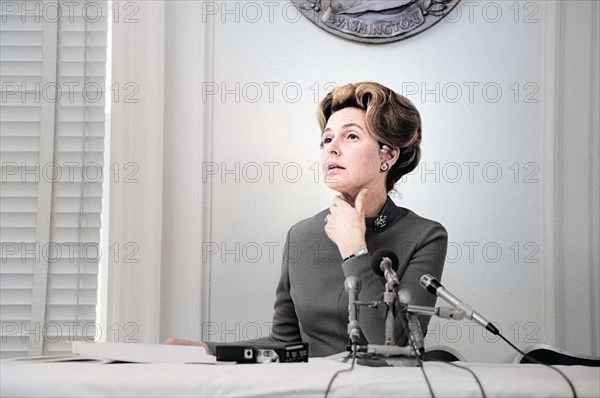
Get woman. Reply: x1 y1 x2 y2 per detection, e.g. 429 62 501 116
167 82 447 357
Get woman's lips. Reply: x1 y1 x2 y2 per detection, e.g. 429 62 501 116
327 167 344 176
325 163 346 176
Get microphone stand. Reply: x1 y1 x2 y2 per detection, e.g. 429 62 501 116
343 273 464 365
349 281 424 366
383 280 398 346
348 298 465 366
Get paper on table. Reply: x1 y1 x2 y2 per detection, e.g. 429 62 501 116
71 342 216 364
4 355 112 364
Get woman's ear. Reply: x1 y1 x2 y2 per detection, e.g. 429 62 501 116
379 145 400 167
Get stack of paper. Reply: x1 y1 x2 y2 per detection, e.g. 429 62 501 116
71 342 216 364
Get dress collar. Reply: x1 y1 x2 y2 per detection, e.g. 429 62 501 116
365 196 406 232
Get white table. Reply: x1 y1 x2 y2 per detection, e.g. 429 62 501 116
2 358 599 397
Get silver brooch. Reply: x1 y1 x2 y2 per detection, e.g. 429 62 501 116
374 215 388 230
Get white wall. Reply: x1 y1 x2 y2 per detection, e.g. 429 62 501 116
106 1 165 344
109 0 599 362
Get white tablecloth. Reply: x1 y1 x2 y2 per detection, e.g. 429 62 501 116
2 358 599 397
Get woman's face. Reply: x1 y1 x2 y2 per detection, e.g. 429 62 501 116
320 107 389 198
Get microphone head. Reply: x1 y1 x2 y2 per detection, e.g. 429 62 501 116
344 276 362 293
420 274 442 295
397 288 415 306
370 248 399 277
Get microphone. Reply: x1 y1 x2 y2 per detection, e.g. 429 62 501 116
437 306 466 320
420 274 499 335
371 249 400 288
405 304 466 320
371 249 400 345
397 288 425 355
344 275 362 344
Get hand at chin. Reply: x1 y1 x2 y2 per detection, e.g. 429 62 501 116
324 189 369 259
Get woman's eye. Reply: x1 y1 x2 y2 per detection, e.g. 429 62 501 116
347 133 358 140
321 137 332 145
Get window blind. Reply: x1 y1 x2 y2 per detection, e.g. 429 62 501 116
1 0 108 358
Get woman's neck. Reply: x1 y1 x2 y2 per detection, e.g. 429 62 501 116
341 188 388 217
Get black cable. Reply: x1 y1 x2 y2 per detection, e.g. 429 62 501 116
444 361 486 398
324 345 356 398
417 362 435 398
398 311 435 398
497 333 577 398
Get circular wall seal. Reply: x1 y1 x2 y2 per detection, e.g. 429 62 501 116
291 0 461 44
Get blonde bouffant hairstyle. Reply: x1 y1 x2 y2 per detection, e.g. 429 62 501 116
317 82 422 192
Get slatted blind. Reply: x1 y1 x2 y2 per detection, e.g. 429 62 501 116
1 0 108 358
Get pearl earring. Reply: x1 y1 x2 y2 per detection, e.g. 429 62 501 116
380 163 389 171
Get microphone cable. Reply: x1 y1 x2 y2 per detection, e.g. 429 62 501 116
497 332 577 398
420 274 577 397
324 343 357 398
398 311 435 398
442 361 486 398
417 357 435 398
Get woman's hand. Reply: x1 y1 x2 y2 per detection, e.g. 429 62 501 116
324 188 368 259
162 337 210 354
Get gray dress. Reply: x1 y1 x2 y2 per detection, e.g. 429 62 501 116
210 197 448 357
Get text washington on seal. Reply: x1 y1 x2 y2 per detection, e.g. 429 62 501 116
291 0 462 43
